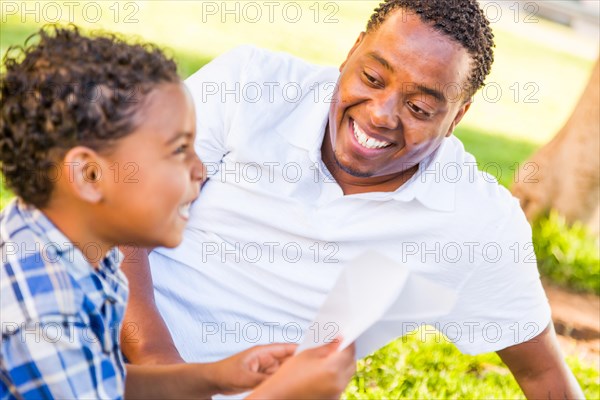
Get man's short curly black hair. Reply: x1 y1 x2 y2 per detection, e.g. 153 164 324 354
366 0 495 97
0 25 180 208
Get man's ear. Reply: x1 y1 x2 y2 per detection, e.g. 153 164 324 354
445 100 472 137
62 146 106 203
340 32 366 72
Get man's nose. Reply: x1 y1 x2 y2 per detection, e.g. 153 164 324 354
368 95 400 130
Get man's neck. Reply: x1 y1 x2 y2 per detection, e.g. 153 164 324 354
320 128 418 196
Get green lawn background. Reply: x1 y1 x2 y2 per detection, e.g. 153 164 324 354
1 1 598 397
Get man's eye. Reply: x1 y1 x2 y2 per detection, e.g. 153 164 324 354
407 101 431 117
363 72 381 87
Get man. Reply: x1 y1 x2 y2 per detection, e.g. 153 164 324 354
121 0 584 397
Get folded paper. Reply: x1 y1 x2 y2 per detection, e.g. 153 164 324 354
297 251 458 358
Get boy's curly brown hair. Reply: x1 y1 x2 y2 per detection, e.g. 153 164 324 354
0 25 180 208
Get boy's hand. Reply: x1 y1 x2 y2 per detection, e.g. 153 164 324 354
210 343 297 395
247 339 357 400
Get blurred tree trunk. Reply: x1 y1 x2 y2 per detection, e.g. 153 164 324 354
511 60 599 235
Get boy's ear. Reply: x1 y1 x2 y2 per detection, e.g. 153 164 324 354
62 146 106 203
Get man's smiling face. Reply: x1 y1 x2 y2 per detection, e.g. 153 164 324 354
324 10 473 188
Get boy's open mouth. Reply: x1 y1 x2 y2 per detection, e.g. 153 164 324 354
178 202 191 219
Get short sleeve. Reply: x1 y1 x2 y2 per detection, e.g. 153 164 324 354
435 201 552 355
1 321 125 399
184 45 258 170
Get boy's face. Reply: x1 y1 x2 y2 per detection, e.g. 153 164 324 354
94 82 204 248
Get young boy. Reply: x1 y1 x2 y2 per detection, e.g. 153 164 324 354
0 26 355 399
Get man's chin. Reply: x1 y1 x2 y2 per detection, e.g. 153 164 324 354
333 152 374 178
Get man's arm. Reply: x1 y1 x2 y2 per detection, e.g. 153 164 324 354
120 246 184 364
497 322 584 399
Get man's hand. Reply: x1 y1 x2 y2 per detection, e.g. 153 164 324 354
248 339 357 400
210 343 297 395
497 323 584 399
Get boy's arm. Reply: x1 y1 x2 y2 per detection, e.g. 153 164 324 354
120 246 184 364
125 363 218 399
125 343 297 399
1 320 295 399
126 342 357 400
497 323 584 399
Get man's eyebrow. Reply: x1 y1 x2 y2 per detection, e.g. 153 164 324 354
367 52 394 73
165 131 193 145
413 84 446 103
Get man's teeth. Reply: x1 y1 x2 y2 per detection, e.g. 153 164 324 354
178 203 190 219
353 121 392 149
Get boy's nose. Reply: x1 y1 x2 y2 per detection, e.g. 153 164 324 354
188 155 206 200
191 155 207 184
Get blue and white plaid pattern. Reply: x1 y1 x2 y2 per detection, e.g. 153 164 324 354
0 199 129 399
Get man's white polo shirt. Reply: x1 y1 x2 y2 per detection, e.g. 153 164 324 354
150 45 551 362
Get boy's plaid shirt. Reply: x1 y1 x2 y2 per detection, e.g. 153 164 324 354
0 199 129 399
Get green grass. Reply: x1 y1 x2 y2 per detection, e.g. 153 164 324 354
533 212 600 295
455 125 539 188
0 179 12 209
345 329 600 398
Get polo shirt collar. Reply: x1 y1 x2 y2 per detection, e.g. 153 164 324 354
400 138 457 212
276 74 333 156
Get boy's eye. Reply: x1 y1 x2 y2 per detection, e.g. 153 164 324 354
174 144 189 155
